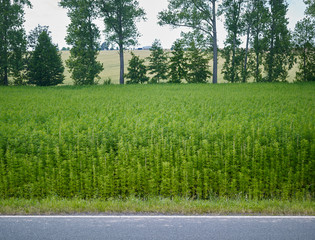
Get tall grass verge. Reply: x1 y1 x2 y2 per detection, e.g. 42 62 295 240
0 197 314 215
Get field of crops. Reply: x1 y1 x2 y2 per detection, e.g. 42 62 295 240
0 83 314 201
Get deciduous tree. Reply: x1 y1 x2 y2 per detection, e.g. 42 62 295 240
97 0 146 84
293 17 315 81
219 0 245 83
241 0 254 83
60 0 103 85
249 0 269 82
304 0 315 18
158 0 218 84
0 0 31 85
264 0 294 82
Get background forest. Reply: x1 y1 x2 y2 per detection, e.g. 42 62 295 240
1 0 315 86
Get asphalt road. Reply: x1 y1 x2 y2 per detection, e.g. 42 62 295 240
0 216 314 240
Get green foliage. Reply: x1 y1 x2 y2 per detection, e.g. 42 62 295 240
296 51 315 82
293 17 315 82
98 0 146 48
158 0 218 84
27 31 64 86
0 0 31 85
97 0 146 84
125 52 149 84
219 0 245 83
60 0 103 85
168 39 187 83
147 39 168 83
249 0 270 82
27 25 50 51
264 0 294 82
240 1 254 83
23 25 50 86
221 47 244 83
304 0 315 18
186 41 211 83
0 83 314 201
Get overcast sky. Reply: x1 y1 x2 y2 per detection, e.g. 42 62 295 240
24 0 306 49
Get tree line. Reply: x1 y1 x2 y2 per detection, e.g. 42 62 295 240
0 0 314 86
125 39 212 84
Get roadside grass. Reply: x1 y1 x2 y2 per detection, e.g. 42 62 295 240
0 197 314 215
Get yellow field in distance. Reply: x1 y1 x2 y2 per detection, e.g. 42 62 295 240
61 50 298 85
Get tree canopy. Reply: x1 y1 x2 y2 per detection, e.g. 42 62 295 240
27 31 64 86
304 0 315 18
293 17 315 81
125 52 149 84
97 0 146 84
0 0 31 85
1 0 314 85
60 0 103 85
186 41 211 83
158 0 218 84
168 39 187 83
264 0 294 82
219 0 245 83
147 39 168 83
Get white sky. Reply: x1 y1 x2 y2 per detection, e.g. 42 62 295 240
24 0 306 49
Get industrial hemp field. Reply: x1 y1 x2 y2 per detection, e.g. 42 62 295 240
0 83 314 203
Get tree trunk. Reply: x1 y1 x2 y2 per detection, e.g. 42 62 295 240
268 0 275 82
255 29 260 82
231 1 242 83
117 9 124 85
243 24 251 83
231 32 236 83
212 0 218 84
119 44 124 85
3 66 8 86
2 41 9 85
268 32 274 82
88 15 95 84
303 45 306 81
2 0 9 86
256 54 260 80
